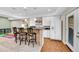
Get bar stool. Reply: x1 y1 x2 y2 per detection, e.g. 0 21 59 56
13 27 18 43
19 28 27 45
27 28 37 47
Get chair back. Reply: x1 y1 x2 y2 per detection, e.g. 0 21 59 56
27 28 33 34
13 27 17 34
19 28 24 33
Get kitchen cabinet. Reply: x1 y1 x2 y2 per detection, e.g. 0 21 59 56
50 16 61 40
43 30 50 38
42 16 61 40
29 17 42 28
42 17 50 26
42 17 50 38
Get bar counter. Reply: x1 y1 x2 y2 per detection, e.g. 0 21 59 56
24 28 43 46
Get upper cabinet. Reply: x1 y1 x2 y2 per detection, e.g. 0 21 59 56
42 17 51 26
29 17 43 27
35 17 42 25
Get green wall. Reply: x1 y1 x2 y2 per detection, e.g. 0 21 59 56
0 17 11 29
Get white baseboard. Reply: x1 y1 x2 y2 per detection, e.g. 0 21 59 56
62 40 67 44
66 42 74 52
62 40 74 51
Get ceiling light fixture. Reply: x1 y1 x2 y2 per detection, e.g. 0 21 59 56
24 7 27 9
25 19 27 22
34 18 37 21
21 24 25 28
48 9 51 11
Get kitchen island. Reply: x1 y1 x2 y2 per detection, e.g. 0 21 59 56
24 27 44 46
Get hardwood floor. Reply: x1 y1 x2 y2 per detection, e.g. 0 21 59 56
41 38 72 52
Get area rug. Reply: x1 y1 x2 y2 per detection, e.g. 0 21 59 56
0 37 41 52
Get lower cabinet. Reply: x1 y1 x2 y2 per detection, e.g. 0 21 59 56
43 30 50 38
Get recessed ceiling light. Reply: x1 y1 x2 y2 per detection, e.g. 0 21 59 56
34 18 37 21
25 19 27 22
24 7 27 9
48 9 51 11
21 24 25 28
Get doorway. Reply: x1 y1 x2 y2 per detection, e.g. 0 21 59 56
68 15 74 46
61 21 63 40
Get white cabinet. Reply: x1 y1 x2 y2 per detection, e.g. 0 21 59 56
11 21 22 28
50 16 61 40
42 17 51 26
43 30 50 38
29 20 35 26
42 16 61 40
50 17 55 39
42 17 50 38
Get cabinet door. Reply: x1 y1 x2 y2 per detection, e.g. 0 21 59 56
50 17 56 39
42 17 51 38
43 30 50 38
47 30 50 37
55 17 61 40
43 17 50 26
43 30 48 38
50 17 61 40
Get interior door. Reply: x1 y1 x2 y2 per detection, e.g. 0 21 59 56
68 15 74 46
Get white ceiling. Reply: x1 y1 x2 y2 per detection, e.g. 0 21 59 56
0 7 76 20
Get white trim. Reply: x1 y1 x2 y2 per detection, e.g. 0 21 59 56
66 42 74 51
65 8 79 52
66 14 74 51
62 40 66 44
62 40 74 51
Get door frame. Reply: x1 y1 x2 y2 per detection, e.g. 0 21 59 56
66 11 75 51
61 20 63 40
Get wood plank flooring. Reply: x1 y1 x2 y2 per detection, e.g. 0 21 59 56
41 38 72 52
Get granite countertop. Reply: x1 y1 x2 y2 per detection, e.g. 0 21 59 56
29 26 50 30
